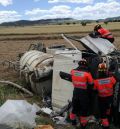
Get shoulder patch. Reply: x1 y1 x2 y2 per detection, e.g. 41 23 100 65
98 79 110 85
74 71 84 77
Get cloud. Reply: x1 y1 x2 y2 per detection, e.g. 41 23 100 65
25 8 48 15
34 0 41 2
26 0 120 20
0 11 21 23
0 0 12 6
48 0 94 4
25 5 72 20
73 0 120 20
34 0 94 4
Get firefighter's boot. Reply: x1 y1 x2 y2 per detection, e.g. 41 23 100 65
101 118 110 129
102 126 110 129
80 116 87 129
80 125 86 129
70 113 77 126
71 119 77 126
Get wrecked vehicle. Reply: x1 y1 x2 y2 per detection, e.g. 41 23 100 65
19 34 120 126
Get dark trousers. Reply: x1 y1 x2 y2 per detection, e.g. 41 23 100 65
98 96 113 119
71 88 89 116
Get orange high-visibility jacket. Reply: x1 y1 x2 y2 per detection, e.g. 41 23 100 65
98 28 113 39
71 70 93 89
94 76 116 97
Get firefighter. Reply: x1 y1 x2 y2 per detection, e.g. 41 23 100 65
94 63 116 129
93 24 114 43
68 59 94 129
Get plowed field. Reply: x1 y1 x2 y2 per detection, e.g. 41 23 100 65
0 30 120 81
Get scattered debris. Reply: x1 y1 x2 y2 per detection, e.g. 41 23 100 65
0 100 40 128
36 107 53 116
52 116 68 125
36 102 72 125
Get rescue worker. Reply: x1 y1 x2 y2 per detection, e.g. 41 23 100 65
60 59 94 129
94 63 116 129
93 24 114 43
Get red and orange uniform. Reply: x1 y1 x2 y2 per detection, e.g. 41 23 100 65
70 69 93 128
94 76 116 129
98 28 113 40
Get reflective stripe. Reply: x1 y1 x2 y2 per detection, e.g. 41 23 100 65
98 79 110 85
98 88 113 97
101 118 109 127
80 116 88 126
73 81 86 85
70 113 76 120
74 71 84 77
102 32 112 37
73 81 87 89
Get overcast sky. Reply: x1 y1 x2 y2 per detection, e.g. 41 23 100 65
0 0 120 23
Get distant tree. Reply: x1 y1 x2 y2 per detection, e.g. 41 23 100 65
73 22 76 24
58 23 62 25
66 22 70 25
81 22 87 26
96 20 99 23
104 21 109 25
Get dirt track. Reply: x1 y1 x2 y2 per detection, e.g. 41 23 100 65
0 31 120 81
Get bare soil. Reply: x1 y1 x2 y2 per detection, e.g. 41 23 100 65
0 31 119 81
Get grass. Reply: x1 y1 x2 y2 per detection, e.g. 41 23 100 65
0 84 21 106
0 82 43 106
0 84 75 129
0 70 119 129
0 22 119 34
0 82 76 129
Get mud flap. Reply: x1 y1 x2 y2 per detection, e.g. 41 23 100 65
112 82 120 127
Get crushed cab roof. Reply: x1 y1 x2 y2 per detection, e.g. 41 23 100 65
79 35 116 55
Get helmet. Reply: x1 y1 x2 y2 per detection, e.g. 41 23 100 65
94 24 102 31
78 59 88 67
98 63 107 71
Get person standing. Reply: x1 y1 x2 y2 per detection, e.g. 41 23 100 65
94 63 116 129
60 59 94 129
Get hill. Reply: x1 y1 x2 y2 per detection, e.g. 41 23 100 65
0 18 74 26
0 16 120 26
105 16 120 22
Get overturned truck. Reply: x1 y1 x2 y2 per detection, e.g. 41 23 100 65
20 34 120 126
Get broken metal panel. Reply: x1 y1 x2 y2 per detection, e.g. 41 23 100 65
29 77 52 95
80 35 116 55
52 52 81 110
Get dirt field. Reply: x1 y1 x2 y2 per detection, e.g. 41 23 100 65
0 29 120 81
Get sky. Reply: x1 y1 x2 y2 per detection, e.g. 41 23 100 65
0 0 120 23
